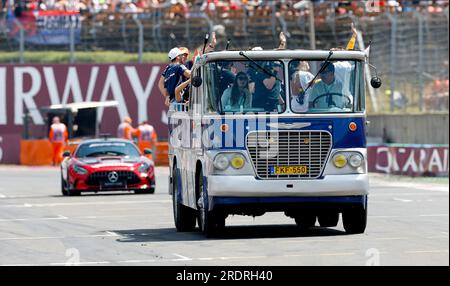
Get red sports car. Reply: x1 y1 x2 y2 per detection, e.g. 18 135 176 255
61 138 155 196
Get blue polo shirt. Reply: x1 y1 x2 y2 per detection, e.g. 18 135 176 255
163 63 188 101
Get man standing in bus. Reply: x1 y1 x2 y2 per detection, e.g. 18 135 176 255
117 116 136 140
49 116 68 166
135 121 158 158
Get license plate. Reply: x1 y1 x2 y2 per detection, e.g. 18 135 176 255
271 166 308 175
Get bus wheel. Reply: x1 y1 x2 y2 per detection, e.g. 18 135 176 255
295 215 316 229
343 206 367 234
318 212 339 227
197 169 217 238
172 164 196 232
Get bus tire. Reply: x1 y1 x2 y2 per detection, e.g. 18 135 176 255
172 164 197 232
197 169 217 238
318 212 339 227
343 206 367 234
295 214 316 229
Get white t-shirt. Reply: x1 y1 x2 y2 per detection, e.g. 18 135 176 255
291 71 314 112
334 61 353 96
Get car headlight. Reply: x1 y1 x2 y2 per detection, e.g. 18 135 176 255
73 164 88 175
139 163 150 173
213 154 230 170
230 154 245 169
333 153 347 168
349 153 363 168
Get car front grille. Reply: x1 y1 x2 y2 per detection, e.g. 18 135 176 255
246 131 332 179
86 171 141 186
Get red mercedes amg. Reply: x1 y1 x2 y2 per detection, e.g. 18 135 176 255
61 138 155 196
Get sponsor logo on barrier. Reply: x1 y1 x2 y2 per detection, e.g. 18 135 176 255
0 64 167 164
368 145 449 177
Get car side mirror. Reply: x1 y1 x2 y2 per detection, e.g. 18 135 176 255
371 76 382 89
144 148 153 155
192 76 203 87
62 151 71 157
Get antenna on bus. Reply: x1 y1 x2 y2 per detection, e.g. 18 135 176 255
202 34 210 54
225 39 231 51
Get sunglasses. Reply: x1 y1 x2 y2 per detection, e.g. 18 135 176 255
237 77 248 81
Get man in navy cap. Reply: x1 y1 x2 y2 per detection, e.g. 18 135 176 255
309 62 348 109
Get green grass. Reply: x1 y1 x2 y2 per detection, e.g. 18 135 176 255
0 51 168 63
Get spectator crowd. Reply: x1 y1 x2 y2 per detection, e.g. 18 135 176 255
2 0 449 16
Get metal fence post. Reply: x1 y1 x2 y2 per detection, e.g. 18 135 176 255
69 16 75 64
133 17 143 63
13 18 24 64
387 12 397 112
414 11 424 112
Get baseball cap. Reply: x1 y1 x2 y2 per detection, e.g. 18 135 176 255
168 47 183 61
320 62 335 74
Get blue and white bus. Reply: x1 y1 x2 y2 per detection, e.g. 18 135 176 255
168 49 380 237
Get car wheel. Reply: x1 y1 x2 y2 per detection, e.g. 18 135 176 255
295 215 316 229
343 206 367 234
67 188 81 196
61 174 68 196
172 164 196 232
134 188 154 195
197 169 218 238
318 212 339 227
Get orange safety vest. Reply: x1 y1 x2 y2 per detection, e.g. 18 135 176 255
117 122 134 140
136 124 157 155
49 123 68 143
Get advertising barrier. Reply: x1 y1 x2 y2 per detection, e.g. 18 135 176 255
368 144 449 177
8 10 81 45
0 63 167 164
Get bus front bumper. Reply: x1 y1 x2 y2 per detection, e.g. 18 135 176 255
207 174 369 197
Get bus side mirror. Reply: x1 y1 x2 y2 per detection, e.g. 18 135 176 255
192 76 203 87
144 148 153 155
371 76 382 89
63 151 71 157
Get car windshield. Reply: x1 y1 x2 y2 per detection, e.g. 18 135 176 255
75 142 141 158
204 60 286 114
289 60 364 113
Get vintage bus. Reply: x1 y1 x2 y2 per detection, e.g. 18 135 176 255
168 49 380 237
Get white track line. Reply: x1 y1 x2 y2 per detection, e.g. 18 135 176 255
0 200 171 208
0 215 68 222
172 253 193 261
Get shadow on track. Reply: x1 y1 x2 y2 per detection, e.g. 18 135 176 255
112 225 347 242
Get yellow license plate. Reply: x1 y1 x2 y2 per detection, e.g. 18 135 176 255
272 166 308 175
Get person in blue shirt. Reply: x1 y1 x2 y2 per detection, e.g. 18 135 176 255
159 47 191 107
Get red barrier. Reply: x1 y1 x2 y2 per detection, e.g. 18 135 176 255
367 145 449 177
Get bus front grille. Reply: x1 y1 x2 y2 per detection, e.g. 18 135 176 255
246 131 332 179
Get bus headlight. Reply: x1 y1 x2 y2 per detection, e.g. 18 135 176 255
349 154 363 168
230 154 245 169
213 154 229 170
333 154 347 168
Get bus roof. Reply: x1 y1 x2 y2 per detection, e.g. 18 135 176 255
201 49 367 63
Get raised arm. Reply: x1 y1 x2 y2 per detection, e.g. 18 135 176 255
175 79 191 103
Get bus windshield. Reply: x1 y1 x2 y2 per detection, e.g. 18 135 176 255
289 60 364 113
204 60 286 114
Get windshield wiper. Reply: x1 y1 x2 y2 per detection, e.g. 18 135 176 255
302 50 334 95
238 51 282 83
